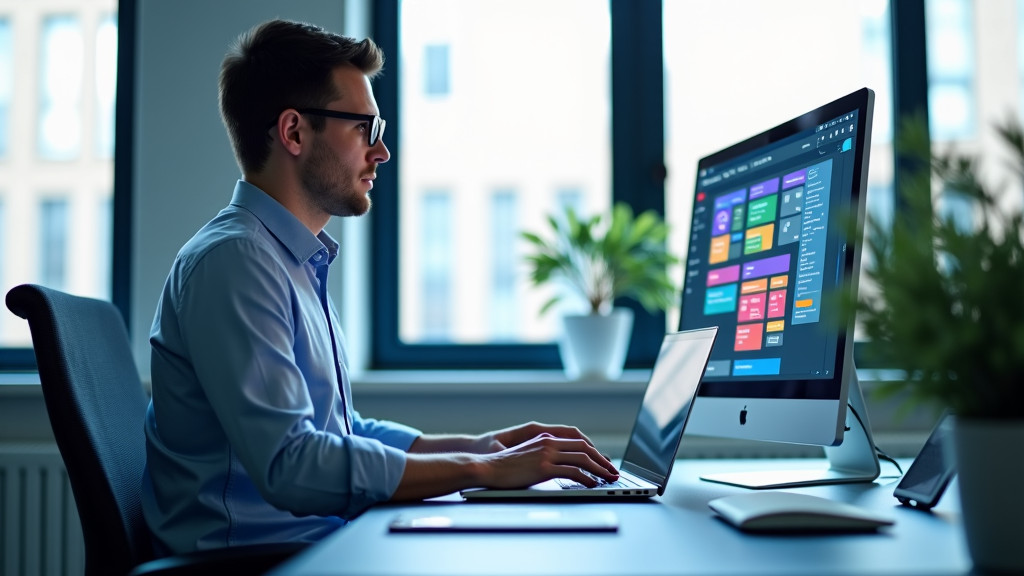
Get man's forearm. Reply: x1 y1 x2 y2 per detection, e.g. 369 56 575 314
407 433 497 454
390 452 486 501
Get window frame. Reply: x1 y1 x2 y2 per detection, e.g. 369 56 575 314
369 0 666 370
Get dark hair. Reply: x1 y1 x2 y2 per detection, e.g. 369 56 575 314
219 19 384 174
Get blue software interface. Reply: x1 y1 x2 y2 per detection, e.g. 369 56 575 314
679 110 861 390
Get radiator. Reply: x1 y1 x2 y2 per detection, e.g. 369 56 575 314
0 444 84 576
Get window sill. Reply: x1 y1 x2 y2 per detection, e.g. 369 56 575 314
0 372 42 396
1 368 906 397
352 369 649 395
351 368 905 393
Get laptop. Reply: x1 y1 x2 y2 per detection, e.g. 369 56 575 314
461 326 718 500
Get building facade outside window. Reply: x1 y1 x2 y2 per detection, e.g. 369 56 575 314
0 18 10 160
95 12 117 158
928 1 1024 236
424 44 450 96
38 15 83 161
490 190 519 340
0 198 4 297
38 198 69 290
926 0 975 141
0 0 117 350
420 191 454 341
397 0 612 350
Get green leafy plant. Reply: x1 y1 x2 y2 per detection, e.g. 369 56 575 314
850 117 1024 419
521 202 679 316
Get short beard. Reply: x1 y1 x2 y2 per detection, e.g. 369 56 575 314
301 135 371 218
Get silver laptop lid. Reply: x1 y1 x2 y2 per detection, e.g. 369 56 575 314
619 327 718 491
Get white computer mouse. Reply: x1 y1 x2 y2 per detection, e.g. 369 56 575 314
709 491 895 533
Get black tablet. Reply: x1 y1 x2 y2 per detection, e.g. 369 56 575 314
894 412 956 510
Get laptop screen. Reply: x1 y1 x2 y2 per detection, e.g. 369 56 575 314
620 328 717 482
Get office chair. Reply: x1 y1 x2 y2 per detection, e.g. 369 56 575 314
5 284 306 576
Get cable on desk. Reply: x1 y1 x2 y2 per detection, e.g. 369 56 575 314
848 403 904 476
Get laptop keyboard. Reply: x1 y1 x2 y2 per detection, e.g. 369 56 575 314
556 470 640 490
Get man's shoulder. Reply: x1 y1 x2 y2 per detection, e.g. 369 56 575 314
174 207 284 278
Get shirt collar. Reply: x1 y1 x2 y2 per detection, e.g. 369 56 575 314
230 180 339 265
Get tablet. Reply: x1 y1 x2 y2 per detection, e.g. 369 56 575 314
388 507 619 533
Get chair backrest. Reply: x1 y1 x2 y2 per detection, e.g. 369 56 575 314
6 284 155 576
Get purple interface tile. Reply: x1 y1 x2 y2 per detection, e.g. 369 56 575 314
707 264 741 287
782 169 807 190
748 178 780 200
714 189 747 211
742 254 791 280
713 209 731 235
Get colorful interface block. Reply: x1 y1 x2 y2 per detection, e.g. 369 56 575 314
691 156 838 377
682 103 864 384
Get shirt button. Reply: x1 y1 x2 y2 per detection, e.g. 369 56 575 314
313 253 323 261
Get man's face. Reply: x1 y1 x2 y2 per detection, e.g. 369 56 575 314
301 66 390 218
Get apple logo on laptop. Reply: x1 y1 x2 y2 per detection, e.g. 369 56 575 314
739 405 748 425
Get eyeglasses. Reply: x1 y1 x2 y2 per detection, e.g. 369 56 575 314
297 108 386 147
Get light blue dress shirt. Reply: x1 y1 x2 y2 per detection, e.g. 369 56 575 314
142 181 420 554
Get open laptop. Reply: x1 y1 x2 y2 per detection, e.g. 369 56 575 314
462 326 718 500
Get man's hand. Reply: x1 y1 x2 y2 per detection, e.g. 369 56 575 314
478 421 601 453
414 421 605 455
392 423 619 501
476 433 618 489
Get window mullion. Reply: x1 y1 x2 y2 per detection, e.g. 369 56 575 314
611 0 665 367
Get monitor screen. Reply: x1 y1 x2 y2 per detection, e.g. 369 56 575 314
678 88 873 447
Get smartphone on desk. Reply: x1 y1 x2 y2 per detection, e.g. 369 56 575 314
894 412 956 510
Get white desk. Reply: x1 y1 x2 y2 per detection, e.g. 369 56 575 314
269 459 971 576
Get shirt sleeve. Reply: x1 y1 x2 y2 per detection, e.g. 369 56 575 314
351 410 422 451
171 237 407 518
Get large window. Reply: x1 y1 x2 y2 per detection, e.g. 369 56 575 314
928 1 1024 232
0 0 119 358
373 0 904 369
379 0 612 367
7 0 1010 374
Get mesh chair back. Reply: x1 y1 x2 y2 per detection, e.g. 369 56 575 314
6 284 154 576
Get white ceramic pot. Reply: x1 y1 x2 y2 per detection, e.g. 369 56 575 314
558 308 634 380
953 417 1024 574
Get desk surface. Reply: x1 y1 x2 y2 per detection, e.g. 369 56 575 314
269 459 971 576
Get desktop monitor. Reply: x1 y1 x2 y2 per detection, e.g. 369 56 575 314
678 88 878 488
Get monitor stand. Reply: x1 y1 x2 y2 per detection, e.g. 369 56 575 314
699 369 881 489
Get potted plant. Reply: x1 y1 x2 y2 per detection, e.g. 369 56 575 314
847 117 1024 573
521 202 679 379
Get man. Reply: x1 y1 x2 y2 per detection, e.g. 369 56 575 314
142 19 618 555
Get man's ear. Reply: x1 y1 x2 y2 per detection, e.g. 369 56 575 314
273 109 304 157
